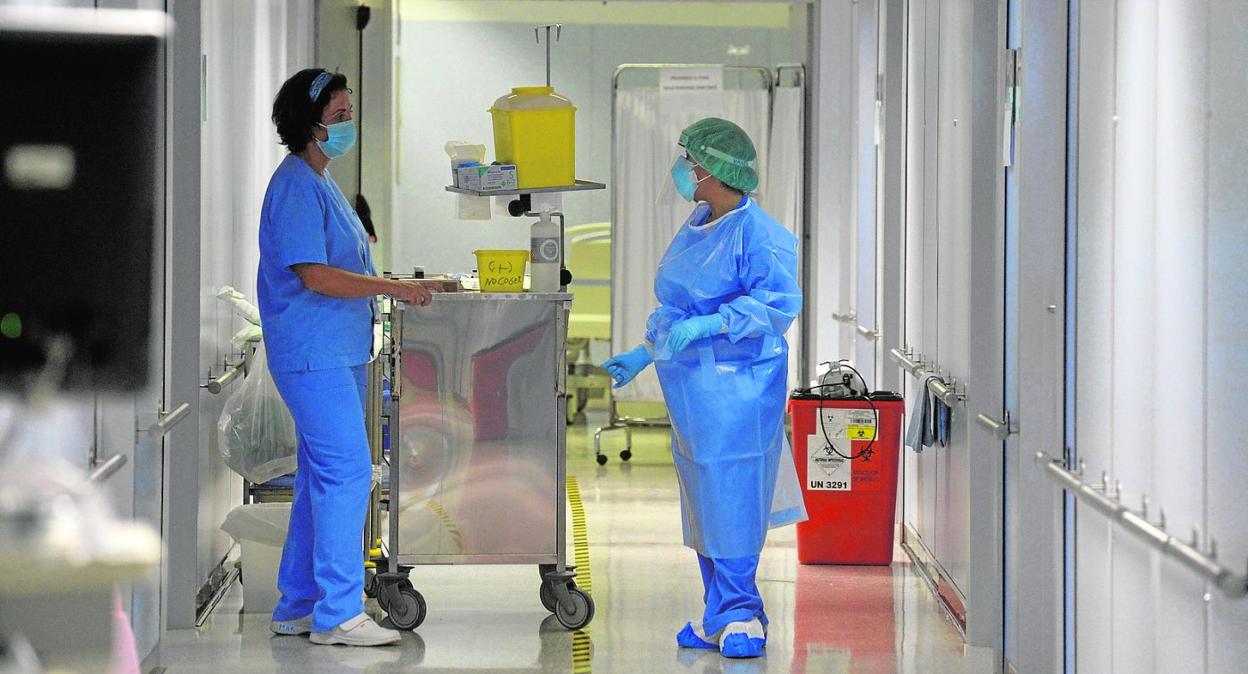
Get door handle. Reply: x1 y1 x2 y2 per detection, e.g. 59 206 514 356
89 453 128 483
976 411 1016 440
832 311 858 324
856 325 879 341
203 348 253 394
144 402 190 438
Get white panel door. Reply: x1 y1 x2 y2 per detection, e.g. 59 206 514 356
1206 0 1248 668
931 0 973 598
1073 1 1116 671
901 0 943 583
851 0 880 386
1002 0 1068 670
899 0 1007 652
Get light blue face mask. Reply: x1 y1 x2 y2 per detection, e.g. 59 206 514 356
316 120 356 159
671 156 709 202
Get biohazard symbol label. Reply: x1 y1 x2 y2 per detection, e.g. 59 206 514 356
807 435 851 491
805 409 879 491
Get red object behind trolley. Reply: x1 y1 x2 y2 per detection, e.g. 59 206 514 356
788 393 905 565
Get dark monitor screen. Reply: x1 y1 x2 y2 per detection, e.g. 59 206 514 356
0 10 165 392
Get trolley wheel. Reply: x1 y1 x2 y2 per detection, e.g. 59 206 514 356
554 588 595 630
539 581 559 613
386 586 427 631
377 583 393 612
596 453 608 466
619 449 633 462
364 571 378 599
376 577 410 612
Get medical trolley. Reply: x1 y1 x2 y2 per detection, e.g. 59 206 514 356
363 289 594 632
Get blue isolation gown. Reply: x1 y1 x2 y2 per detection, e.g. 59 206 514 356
646 197 807 562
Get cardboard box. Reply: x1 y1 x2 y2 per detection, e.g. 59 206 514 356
412 278 463 293
456 164 518 192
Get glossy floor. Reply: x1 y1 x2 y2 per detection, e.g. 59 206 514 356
160 417 994 673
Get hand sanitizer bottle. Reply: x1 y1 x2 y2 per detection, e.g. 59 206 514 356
530 212 561 292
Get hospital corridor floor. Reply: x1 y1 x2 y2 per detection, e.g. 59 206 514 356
160 415 993 673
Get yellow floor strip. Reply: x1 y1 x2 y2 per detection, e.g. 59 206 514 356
567 476 594 672
567 476 592 595
571 630 594 674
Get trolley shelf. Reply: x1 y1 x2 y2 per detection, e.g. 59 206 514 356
445 179 606 198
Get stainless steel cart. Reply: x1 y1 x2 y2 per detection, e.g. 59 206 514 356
367 290 594 631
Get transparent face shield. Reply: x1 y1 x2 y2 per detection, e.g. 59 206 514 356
656 150 711 206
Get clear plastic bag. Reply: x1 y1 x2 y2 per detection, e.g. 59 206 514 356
218 343 297 484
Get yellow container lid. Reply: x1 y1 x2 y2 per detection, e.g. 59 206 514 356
513 86 555 96
491 86 576 112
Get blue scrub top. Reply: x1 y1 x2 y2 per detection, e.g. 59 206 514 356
257 154 377 373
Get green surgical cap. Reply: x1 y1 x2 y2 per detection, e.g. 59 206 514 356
679 117 759 193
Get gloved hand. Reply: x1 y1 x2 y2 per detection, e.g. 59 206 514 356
666 314 725 355
601 345 653 388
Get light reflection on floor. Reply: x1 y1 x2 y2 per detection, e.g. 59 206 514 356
160 416 993 673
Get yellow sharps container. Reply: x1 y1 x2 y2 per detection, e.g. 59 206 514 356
489 86 576 189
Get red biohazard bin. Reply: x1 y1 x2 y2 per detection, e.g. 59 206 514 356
788 392 905 565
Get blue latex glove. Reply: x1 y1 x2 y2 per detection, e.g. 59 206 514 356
666 314 726 355
601 345 653 388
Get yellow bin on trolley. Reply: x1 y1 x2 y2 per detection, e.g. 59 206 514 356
490 86 576 189
475 249 528 293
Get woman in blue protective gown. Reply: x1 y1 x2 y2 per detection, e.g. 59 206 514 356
258 69 432 647
602 118 806 659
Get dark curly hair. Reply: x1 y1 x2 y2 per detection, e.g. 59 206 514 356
271 68 349 153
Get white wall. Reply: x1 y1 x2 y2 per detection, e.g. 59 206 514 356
809 0 854 378
317 0 395 272
871 0 1008 651
390 1 803 274
1075 1 1248 671
900 0 980 599
199 0 314 597
1205 0 1248 668
849 0 878 383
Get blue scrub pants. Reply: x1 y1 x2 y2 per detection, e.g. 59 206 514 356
698 553 768 637
270 364 371 633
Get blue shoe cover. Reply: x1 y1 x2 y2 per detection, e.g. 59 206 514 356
676 623 718 650
719 620 766 659
719 632 766 659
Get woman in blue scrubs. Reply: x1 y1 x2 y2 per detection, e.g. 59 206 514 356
603 118 806 659
259 69 431 647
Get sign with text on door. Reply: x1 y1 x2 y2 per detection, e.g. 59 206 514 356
807 409 879 491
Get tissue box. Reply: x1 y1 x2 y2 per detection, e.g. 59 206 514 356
456 164 518 192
